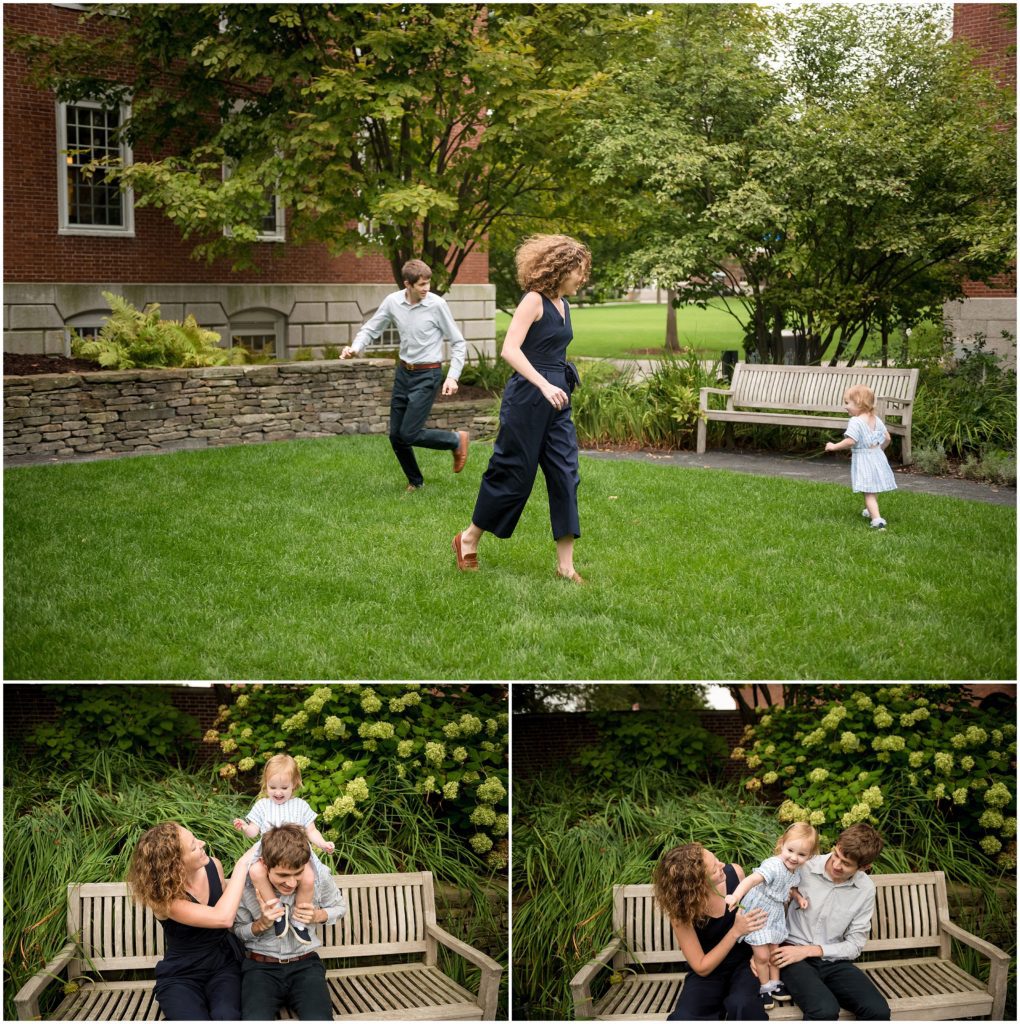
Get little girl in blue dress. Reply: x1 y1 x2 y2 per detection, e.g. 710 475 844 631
724 821 819 1009
825 384 898 529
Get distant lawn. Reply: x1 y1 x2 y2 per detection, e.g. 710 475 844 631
4 436 1014 680
495 299 881 361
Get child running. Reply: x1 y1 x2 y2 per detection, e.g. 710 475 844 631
825 384 898 529
723 821 819 1010
232 754 334 945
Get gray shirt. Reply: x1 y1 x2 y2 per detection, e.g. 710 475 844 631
233 858 346 958
785 854 875 961
351 289 467 380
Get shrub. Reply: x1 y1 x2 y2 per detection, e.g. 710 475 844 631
293 346 315 361
71 292 246 369
912 443 950 476
732 685 1016 871
321 345 341 360
28 684 200 766
913 336 1017 457
459 348 514 392
960 448 1017 486
207 684 509 869
574 711 728 784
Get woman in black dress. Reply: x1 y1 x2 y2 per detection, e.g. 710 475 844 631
654 843 771 1020
453 234 591 581
127 822 259 1020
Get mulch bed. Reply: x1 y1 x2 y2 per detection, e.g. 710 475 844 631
2 353 496 403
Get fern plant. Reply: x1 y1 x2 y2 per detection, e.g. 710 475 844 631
71 292 246 370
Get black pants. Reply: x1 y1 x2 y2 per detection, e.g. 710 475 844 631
472 368 580 539
388 364 459 486
781 957 890 1020
669 959 767 1021
240 955 332 1020
154 963 241 1020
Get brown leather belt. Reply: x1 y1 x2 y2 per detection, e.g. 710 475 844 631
246 950 318 965
400 360 442 371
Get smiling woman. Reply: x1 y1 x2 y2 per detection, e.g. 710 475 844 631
126 823 256 1020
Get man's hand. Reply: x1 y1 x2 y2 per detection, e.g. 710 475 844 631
442 377 458 396
340 346 356 359
291 901 318 926
257 895 285 930
772 945 811 969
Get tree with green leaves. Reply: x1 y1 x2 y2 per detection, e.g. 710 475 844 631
13 3 641 288
577 3 1015 365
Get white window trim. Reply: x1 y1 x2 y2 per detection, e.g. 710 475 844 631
229 309 286 359
56 97 135 237
222 156 286 243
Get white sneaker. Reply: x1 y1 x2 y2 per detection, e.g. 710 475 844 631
870 518 887 529
861 508 871 518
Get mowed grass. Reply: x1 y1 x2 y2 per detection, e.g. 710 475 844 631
4 435 1015 680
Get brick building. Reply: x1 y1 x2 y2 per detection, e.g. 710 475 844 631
945 3 1017 365
3 4 495 362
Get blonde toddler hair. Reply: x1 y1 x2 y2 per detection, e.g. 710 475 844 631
260 753 302 797
774 820 820 857
844 384 876 413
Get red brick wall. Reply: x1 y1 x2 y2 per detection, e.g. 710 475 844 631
512 710 748 780
952 3 1016 299
3 5 488 286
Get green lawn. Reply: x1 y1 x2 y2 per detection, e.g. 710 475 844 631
4 436 1015 680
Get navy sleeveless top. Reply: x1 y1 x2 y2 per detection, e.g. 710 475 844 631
692 864 746 968
155 859 237 980
519 293 573 369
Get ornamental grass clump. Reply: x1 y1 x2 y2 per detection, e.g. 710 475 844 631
731 685 1016 872
205 684 509 870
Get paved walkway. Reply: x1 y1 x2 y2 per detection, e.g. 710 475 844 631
579 447 1016 507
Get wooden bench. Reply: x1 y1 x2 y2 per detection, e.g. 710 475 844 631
570 872 1008 1021
697 363 920 464
15 871 501 1021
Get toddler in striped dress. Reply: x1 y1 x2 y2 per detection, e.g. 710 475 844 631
825 384 897 529
233 753 335 945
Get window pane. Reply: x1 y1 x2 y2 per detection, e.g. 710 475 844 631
65 103 124 227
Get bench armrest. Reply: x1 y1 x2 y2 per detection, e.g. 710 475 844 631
939 915 1010 1021
699 386 733 412
14 942 77 1020
569 936 623 1020
425 923 502 1020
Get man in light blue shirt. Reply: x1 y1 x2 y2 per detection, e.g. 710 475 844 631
342 259 470 491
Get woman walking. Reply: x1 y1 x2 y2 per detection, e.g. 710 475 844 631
127 823 256 1019
452 234 591 581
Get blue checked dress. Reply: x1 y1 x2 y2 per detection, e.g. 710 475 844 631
738 856 800 946
846 415 897 494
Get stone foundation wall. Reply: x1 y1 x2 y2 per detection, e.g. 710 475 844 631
3 360 494 462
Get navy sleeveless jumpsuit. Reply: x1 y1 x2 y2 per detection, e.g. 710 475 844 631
472 294 581 540
153 859 242 1020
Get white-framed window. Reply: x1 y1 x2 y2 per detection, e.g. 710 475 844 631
56 98 134 236
365 325 401 350
229 309 285 359
64 310 109 356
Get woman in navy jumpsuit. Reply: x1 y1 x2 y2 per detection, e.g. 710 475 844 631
453 234 591 581
127 822 257 1019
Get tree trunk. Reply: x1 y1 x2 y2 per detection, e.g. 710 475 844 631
665 290 680 351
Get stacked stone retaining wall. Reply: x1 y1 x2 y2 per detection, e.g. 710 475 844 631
3 359 495 462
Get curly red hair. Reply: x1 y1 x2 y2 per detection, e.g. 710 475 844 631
653 843 714 927
126 822 188 918
515 234 591 298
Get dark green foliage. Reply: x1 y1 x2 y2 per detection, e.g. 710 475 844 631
458 348 514 393
28 684 200 766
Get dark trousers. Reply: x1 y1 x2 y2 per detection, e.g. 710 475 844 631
154 963 241 1020
472 369 580 539
781 957 890 1020
389 364 459 486
240 955 332 1021
669 960 767 1021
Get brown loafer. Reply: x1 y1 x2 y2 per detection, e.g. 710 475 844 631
556 569 586 584
452 430 469 473
452 532 479 571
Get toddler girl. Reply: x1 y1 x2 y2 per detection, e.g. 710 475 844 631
825 384 897 529
232 753 335 945
724 821 818 1009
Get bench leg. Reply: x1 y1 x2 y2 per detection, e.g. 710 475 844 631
697 418 707 454
900 432 912 466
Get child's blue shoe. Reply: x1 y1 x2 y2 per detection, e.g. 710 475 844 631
291 918 314 945
274 903 288 938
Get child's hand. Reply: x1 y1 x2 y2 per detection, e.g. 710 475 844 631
796 894 810 911
724 893 738 910
322 841 336 854
232 818 246 831
825 441 837 452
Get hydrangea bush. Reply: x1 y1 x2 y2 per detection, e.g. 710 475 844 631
205 684 508 869
731 685 1016 870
